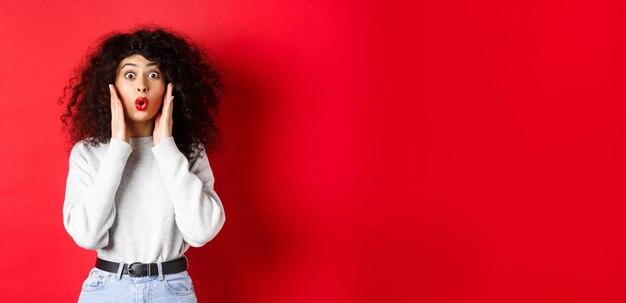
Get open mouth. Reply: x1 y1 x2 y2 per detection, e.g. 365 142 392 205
135 97 149 111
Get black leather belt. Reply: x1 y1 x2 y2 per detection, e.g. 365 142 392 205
95 256 188 278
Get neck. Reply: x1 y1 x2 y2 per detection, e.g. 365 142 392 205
126 119 155 138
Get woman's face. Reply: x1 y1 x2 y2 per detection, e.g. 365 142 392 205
114 54 166 123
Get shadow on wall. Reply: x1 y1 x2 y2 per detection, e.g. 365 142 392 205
186 36 294 302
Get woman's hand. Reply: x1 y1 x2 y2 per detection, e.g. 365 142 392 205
109 84 130 143
153 83 174 145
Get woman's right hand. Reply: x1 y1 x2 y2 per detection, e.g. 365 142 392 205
109 84 130 143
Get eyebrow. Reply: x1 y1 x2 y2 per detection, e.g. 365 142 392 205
121 62 159 69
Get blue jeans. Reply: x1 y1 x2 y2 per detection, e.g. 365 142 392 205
77 264 198 303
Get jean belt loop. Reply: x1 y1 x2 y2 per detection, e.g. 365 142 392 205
157 261 164 281
116 262 124 280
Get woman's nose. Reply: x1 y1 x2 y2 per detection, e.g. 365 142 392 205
136 79 148 92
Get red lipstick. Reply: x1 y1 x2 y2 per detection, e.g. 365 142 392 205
135 97 149 111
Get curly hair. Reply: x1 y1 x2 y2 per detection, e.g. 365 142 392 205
59 25 225 164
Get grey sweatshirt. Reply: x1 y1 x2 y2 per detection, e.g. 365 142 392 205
62 135 226 263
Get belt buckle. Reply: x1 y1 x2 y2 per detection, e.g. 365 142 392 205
128 262 145 278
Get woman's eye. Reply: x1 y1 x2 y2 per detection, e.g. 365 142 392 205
125 73 135 79
149 72 160 79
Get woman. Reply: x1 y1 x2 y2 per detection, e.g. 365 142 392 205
59 26 226 302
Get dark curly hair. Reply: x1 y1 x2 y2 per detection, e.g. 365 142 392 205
59 25 225 164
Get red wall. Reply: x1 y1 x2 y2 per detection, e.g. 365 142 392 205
0 0 624 302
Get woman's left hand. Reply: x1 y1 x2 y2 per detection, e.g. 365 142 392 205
154 83 174 145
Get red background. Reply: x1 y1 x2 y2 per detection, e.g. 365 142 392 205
0 0 624 302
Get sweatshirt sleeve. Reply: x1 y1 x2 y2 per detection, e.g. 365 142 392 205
151 136 226 247
62 138 133 250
